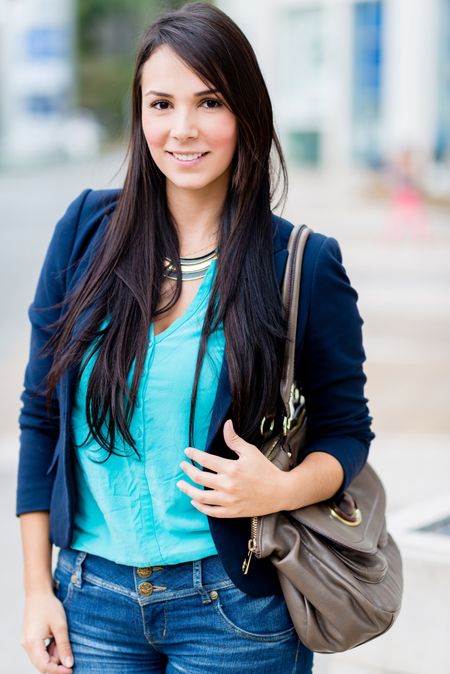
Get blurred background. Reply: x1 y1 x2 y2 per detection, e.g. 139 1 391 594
0 1 449 673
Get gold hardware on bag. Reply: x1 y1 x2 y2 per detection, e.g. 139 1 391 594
242 533 257 575
260 416 275 436
328 505 362 527
283 383 301 436
242 516 258 576
288 383 300 421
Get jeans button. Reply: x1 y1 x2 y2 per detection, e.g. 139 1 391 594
137 567 152 578
138 582 153 596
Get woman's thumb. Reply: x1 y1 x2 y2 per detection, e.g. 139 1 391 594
53 624 73 667
223 418 253 455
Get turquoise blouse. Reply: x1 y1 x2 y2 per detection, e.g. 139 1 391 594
70 258 225 566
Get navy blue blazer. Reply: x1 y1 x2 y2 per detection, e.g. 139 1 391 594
16 188 374 596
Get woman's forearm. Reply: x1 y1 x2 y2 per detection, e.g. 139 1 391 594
19 511 53 596
280 451 345 511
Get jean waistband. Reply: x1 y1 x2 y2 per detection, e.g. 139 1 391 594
56 547 235 605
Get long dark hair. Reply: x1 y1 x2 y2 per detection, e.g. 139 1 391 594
44 1 289 459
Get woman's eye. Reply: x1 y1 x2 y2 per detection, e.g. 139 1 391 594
201 98 222 109
150 100 170 110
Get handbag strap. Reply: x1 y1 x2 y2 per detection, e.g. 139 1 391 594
279 224 312 428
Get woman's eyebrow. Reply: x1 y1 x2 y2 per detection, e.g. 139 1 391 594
144 88 219 97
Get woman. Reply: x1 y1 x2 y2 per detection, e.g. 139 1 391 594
17 3 374 673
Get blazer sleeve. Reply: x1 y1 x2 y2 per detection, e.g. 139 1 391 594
298 235 375 496
16 189 92 516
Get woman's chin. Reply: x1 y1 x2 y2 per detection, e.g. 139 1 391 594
166 176 217 192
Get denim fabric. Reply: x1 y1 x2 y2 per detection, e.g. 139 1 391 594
53 547 314 673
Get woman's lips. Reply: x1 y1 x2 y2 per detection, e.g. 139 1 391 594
167 151 209 166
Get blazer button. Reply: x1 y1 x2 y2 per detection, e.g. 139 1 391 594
137 567 152 578
138 581 153 596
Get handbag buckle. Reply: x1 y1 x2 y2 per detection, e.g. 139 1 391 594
283 384 302 435
329 493 362 527
260 416 275 437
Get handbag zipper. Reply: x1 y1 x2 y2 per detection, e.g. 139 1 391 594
242 515 259 575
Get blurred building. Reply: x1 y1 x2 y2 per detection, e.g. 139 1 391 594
219 0 450 172
0 0 76 166
1 0 449 174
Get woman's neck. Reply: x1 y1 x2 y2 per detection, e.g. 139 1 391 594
166 178 227 256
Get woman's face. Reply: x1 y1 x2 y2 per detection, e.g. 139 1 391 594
140 45 238 195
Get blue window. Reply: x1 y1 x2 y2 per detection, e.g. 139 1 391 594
23 95 62 116
352 1 384 166
25 27 69 61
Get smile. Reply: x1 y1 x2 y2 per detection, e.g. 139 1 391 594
168 151 209 164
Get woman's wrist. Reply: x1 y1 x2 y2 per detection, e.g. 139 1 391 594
278 469 307 511
276 452 345 512
19 511 54 598
24 578 55 598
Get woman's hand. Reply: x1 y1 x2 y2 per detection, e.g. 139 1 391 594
176 418 289 517
21 589 74 674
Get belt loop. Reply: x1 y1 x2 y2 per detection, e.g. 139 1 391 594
192 559 212 604
71 551 87 588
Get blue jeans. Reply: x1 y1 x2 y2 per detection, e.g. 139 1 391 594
53 548 314 673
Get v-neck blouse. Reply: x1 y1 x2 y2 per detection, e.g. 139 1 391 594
70 258 225 566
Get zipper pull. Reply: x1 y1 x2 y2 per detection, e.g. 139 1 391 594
242 537 257 575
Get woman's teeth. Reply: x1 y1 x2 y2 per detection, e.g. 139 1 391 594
172 152 205 161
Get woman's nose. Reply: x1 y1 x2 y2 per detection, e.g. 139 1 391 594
170 110 199 141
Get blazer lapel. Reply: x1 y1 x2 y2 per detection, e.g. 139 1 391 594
204 237 288 453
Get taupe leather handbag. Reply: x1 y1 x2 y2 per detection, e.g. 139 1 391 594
243 224 403 653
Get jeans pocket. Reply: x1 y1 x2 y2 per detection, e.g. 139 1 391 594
212 584 296 642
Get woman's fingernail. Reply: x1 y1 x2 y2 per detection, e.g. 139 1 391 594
64 655 74 667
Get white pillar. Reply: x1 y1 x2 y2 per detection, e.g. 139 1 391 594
321 1 353 169
216 0 275 86
382 0 440 159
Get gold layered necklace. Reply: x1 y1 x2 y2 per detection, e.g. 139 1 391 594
163 247 219 281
